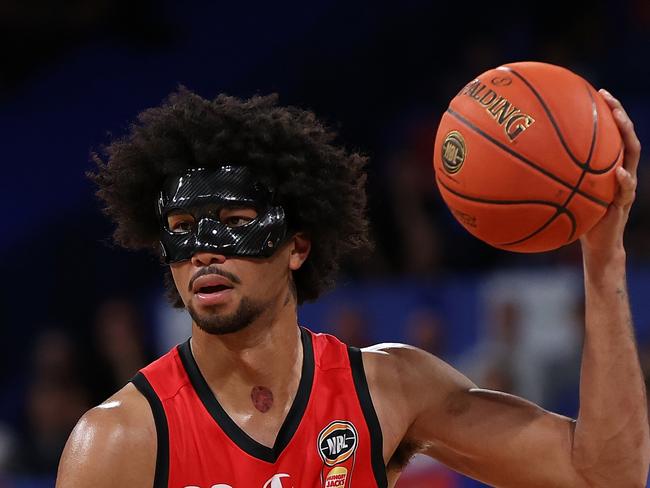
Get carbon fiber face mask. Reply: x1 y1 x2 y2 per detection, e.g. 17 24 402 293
157 166 287 263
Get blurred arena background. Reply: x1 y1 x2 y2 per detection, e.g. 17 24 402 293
1 0 649 486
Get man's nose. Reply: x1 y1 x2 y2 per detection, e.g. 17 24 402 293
190 251 227 267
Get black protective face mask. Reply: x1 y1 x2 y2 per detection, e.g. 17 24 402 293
157 166 287 263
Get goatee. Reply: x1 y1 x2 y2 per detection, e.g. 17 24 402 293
188 296 264 335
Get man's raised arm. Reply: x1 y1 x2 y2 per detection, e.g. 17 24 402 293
570 89 649 486
367 89 648 488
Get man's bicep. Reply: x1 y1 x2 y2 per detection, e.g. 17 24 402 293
400 349 586 487
56 395 156 487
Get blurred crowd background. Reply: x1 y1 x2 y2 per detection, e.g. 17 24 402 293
1 0 649 487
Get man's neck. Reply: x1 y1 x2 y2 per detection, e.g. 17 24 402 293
188 306 303 395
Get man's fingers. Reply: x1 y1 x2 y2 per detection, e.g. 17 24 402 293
614 108 642 177
599 89 641 177
600 88 626 116
614 166 636 208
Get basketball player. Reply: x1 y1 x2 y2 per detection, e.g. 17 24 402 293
56 88 648 488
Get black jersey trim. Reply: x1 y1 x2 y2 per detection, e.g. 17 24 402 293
348 346 388 488
177 326 315 463
131 372 169 488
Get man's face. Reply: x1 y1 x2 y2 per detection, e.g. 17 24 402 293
168 205 305 335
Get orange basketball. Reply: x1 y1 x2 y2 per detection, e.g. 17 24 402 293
433 61 623 253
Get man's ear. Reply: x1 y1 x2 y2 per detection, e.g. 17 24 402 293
288 233 311 271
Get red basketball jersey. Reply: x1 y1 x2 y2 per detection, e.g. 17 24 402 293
132 327 387 488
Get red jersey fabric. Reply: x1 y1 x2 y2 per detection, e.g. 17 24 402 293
132 327 387 488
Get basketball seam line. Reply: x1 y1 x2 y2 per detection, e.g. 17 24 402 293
503 83 598 245
446 107 608 209
503 66 622 175
436 175 577 247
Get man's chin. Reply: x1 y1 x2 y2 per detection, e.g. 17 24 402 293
187 296 264 336
194 319 252 336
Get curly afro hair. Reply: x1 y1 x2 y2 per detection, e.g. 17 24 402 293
89 87 372 306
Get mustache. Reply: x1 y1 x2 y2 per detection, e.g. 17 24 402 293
188 265 242 292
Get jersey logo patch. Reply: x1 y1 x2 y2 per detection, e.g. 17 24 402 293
262 473 294 488
317 421 358 488
183 474 293 488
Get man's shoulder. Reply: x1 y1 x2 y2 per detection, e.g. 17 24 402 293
83 382 155 436
361 343 441 385
360 343 475 413
358 343 478 463
56 383 156 487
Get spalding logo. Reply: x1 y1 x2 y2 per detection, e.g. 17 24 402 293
459 78 535 142
317 421 358 466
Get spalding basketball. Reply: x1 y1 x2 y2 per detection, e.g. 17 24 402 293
433 61 623 253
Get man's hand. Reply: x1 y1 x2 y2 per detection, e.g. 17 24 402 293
580 89 640 256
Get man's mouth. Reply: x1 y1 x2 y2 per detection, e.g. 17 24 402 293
194 284 234 306
191 274 236 306
191 274 235 294
197 284 231 294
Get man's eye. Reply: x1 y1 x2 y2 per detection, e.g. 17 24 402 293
170 220 194 233
223 216 253 227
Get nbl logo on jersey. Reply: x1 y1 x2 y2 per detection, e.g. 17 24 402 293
317 421 358 487
318 421 357 465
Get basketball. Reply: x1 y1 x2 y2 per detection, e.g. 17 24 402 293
433 61 623 253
